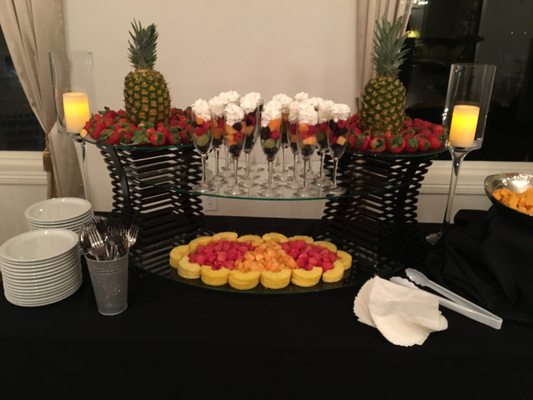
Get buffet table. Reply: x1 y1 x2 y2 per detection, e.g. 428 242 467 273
1 215 533 399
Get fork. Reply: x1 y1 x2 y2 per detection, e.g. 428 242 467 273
87 228 106 261
126 224 139 248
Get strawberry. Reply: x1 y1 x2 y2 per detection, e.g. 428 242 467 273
369 136 386 153
148 131 165 146
386 135 406 153
432 124 445 135
417 129 432 138
354 133 370 152
427 134 443 150
405 135 419 153
416 134 431 152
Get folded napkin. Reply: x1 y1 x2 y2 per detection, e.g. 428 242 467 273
353 276 448 346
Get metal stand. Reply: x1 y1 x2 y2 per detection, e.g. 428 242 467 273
314 151 437 278
96 144 210 277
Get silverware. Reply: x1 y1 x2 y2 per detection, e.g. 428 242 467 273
87 228 106 261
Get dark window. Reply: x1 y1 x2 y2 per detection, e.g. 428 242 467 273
402 0 533 161
0 26 45 151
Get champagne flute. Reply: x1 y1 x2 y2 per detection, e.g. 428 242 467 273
271 94 293 182
326 103 351 195
222 103 247 196
190 100 213 193
240 96 263 185
315 100 335 187
258 100 283 197
294 103 319 197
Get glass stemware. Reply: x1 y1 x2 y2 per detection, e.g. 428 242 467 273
314 122 331 187
287 123 301 190
190 111 214 193
426 63 497 245
258 122 282 197
222 104 247 196
210 115 226 185
241 105 262 184
326 119 350 195
276 114 291 182
295 120 318 197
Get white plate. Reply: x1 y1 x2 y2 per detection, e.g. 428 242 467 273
24 197 92 223
4 273 81 298
1 259 80 282
3 268 81 290
0 229 79 263
4 279 81 307
1 248 79 269
2 259 81 284
28 212 93 228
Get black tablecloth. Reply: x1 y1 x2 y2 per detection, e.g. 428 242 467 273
1 216 533 399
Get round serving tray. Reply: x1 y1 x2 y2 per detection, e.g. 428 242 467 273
168 267 370 295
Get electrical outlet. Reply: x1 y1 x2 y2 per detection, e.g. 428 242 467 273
203 196 217 211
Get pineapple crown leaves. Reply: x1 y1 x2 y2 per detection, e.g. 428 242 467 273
371 16 408 78
128 19 158 69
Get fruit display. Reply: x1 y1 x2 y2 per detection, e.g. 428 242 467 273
169 232 352 290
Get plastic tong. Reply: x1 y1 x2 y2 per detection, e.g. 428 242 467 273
394 268 503 330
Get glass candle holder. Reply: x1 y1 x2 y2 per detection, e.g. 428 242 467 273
49 51 95 135
427 63 497 245
49 51 96 202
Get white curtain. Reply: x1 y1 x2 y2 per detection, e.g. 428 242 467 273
0 0 84 199
355 0 414 111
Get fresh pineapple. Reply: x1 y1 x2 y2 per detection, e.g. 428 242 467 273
124 20 170 125
361 17 408 135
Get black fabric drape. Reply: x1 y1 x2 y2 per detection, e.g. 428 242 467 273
425 208 533 326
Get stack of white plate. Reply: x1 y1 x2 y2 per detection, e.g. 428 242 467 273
0 229 82 307
24 197 93 234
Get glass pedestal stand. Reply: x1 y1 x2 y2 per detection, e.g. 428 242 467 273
72 134 90 202
426 148 471 245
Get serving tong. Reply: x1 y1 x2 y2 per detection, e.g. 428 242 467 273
391 268 503 330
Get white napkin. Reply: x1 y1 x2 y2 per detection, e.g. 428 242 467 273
353 276 448 346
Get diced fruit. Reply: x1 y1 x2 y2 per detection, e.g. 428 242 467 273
263 138 276 149
268 118 282 132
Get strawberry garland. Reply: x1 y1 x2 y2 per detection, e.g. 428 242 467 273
82 107 194 146
82 107 446 155
345 113 447 155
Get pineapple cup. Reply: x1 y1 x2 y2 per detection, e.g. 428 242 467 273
295 122 318 197
190 110 214 193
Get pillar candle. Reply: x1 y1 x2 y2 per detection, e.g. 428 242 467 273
449 104 480 148
63 92 90 133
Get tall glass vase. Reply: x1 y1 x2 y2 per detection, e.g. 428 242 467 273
427 63 497 245
49 51 95 201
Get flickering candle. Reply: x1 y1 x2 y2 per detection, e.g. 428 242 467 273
63 92 90 133
449 104 480 148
